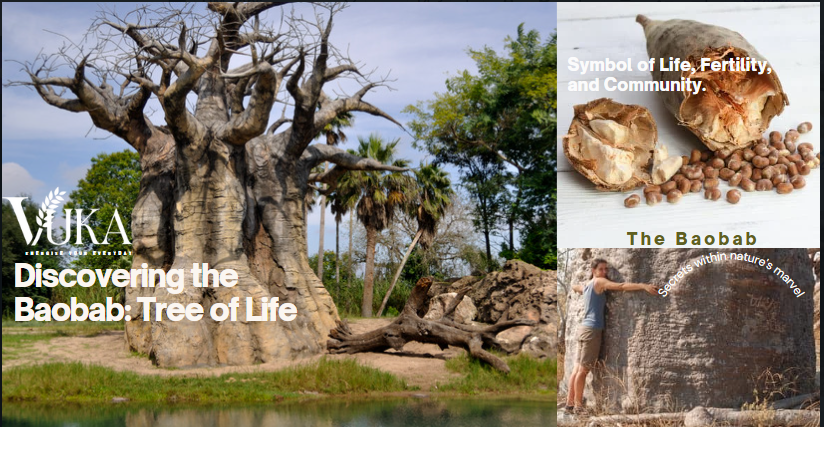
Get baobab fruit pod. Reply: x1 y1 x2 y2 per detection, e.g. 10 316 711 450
636 15 788 152
563 98 657 191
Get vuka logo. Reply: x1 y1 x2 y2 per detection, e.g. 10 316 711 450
3 187 131 246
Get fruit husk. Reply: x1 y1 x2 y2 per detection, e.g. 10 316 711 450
563 98 656 191
637 15 788 152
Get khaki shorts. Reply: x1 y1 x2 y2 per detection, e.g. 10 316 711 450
576 326 603 369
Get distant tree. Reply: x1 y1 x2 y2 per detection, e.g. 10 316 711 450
2 198 64 317
64 149 140 269
463 159 509 271
405 25 557 269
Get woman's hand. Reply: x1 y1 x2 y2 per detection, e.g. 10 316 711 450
643 284 659 295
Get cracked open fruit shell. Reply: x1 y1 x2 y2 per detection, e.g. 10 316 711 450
563 98 657 192
637 15 788 152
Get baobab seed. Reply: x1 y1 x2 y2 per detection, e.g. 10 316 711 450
685 166 703 180
677 178 691 194
645 191 663 206
703 167 719 179
797 122 813 133
768 155 778 165
673 174 687 183
754 144 770 157
690 180 702 193
752 168 762 181
755 179 773 191
704 187 722 201
643 184 661 195
771 141 786 151
752 156 769 168
661 180 677 194
701 150 712 162
624 194 641 208
775 164 787 175
769 131 782 144
790 175 806 189
797 142 814 154
777 149 791 158
784 140 795 153
666 189 683 203
681 155 690 166
739 164 753 180
727 159 742 171
788 163 799 176
797 162 811 176
728 173 743 187
710 158 726 169
777 156 791 166
785 129 800 141
761 166 776 179
771 174 788 186
788 154 802 163
743 149 755 161
726 189 741 204
719 168 735 181
740 178 756 192
776 182 793 194
690 149 702 163
704 178 719 189
715 149 731 160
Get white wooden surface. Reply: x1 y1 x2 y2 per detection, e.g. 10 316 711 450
557 2 820 248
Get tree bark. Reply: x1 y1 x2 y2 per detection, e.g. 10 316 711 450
329 277 537 372
684 407 820 427
376 229 422 317
483 229 492 272
362 226 378 317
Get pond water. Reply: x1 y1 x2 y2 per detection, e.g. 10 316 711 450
3 397 556 427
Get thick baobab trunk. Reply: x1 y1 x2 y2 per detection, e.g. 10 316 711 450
562 248 816 413
317 170 327 279
125 130 339 367
361 226 378 317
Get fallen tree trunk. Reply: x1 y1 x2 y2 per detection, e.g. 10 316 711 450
327 277 537 373
771 392 820 410
685 407 820 427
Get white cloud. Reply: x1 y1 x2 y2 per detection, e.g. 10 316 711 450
1 162 44 198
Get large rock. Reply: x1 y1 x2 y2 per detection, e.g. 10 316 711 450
562 248 816 413
470 260 557 358
425 293 477 325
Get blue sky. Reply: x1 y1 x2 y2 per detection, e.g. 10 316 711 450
2 2 556 255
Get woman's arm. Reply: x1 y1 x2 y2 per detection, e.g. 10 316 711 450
572 284 584 294
596 278 658 295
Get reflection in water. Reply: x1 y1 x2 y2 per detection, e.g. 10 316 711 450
3 398 555 427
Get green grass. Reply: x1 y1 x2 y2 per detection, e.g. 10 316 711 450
2 358 415 404
436 353 556 396
3 319 124 334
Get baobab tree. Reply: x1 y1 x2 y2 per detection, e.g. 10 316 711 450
10 3 406 366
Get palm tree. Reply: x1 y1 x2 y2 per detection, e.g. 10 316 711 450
350 134 413 317
313 112 354 280
377 162 453 317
